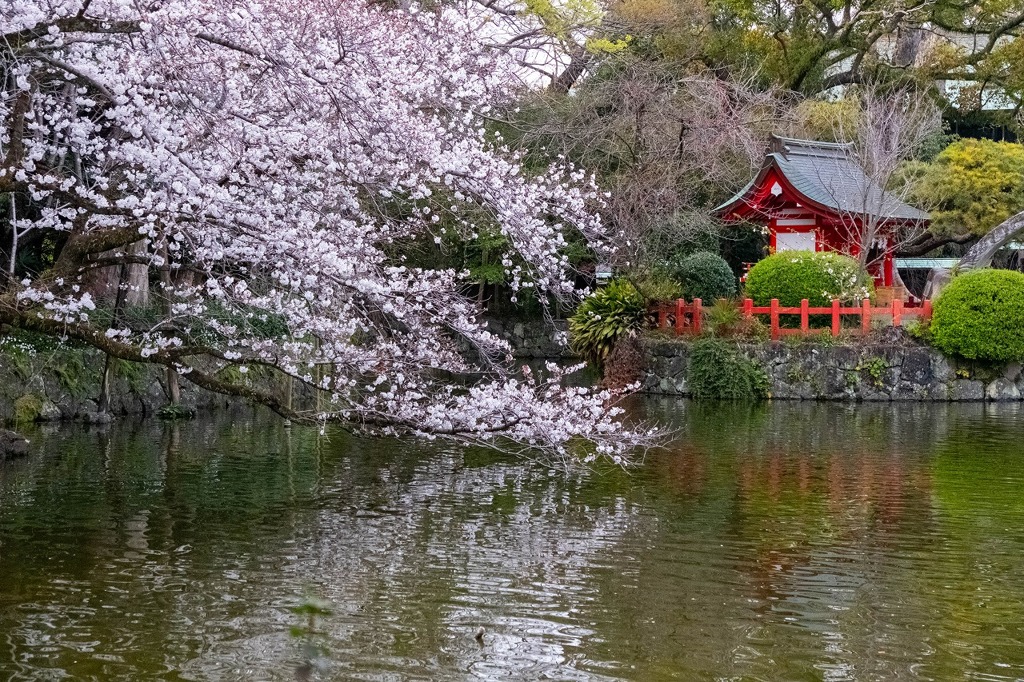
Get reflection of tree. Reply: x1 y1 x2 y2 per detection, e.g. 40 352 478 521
3 402 1024 679
626 399 1024 679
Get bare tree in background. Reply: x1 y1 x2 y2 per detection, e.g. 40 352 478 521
796 86 941 283
504 65 791 269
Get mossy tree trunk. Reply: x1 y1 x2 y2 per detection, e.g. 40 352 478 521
98 262 132 414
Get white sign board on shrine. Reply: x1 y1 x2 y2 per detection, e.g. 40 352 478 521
776 231 816 252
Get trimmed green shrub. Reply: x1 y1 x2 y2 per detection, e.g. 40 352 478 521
668 251 737 302
931 269 1024 362
744 251 873 307
569 279 646 366
688 337 769 400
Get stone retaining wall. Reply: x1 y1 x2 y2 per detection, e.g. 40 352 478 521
0 342 227 425
483 318 575 359
643 337 1024 401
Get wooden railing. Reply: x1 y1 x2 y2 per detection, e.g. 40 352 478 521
651 298 932 341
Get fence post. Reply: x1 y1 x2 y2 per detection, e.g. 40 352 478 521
693 298 703 336
675 299 684 335
892 298 903 327
861 299 871 336
800 299 810 334
770 298 780 341
831 300 841 337
922 299 932 320
743 298 753 319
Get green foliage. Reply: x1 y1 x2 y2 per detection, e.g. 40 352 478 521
568 279 646 365
289 596 334 670
930 269 1024 362
52 349 90 398
110 358 148 392
793 97 862 142
687 337 769 400
857 356 888 388
706 297 744 336
157 404 196 420
668 251 737 302
631 269 683 302
1 330 96 396
0 336 34 380
744 251 873 307
908 139 1024 238
905 318 933 344
13 394 44 423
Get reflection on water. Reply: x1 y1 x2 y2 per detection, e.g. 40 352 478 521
2 402 1024 680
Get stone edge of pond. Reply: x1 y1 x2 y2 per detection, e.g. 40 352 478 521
642 335 1024 402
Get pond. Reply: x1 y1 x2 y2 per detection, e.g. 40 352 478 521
1 401 1024 680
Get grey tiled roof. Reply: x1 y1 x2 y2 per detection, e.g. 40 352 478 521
716 136 929 222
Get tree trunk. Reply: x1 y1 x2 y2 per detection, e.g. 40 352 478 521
83 241 150 305
98 262 131 414
958 210 1024 270
550 48 590 94
159 241 180 406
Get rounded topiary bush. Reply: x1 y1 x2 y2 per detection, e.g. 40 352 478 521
744 250 873 307
931 269 1024 362
568 279 646 366
669 251 737 302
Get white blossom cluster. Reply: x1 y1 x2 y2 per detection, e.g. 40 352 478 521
1 0 654 461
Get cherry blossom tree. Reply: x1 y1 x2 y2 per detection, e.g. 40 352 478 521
1 0 655 462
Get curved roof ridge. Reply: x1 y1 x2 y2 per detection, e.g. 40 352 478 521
715 135 929 223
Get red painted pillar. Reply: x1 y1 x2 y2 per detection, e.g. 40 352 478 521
923 299 932 321
831 299 841 337
675 299 684 335
693 299 703 336
770 298 780 341
800 299 810 334
861 299 872 336
743 298 753 319
892 299 902 327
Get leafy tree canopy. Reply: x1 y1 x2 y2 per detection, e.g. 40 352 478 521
908 139 1024 238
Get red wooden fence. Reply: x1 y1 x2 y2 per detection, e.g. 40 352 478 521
651 298 931 341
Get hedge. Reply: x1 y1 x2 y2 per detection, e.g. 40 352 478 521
744 251 873 307
931 269 1024 362
668 251 737 302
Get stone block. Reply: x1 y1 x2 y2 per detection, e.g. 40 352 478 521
891 381 924 401
1003 362 1022 383
986 378 1021 402
901 349 932 385
932 355 955 382
0 430 29 459
949 379 984 401
38 401 62 421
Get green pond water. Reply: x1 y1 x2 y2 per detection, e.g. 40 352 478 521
1 401 1024 681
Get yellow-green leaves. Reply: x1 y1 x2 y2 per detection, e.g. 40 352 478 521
911 139 1024 238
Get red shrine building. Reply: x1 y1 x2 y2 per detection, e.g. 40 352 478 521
715 136 929 289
